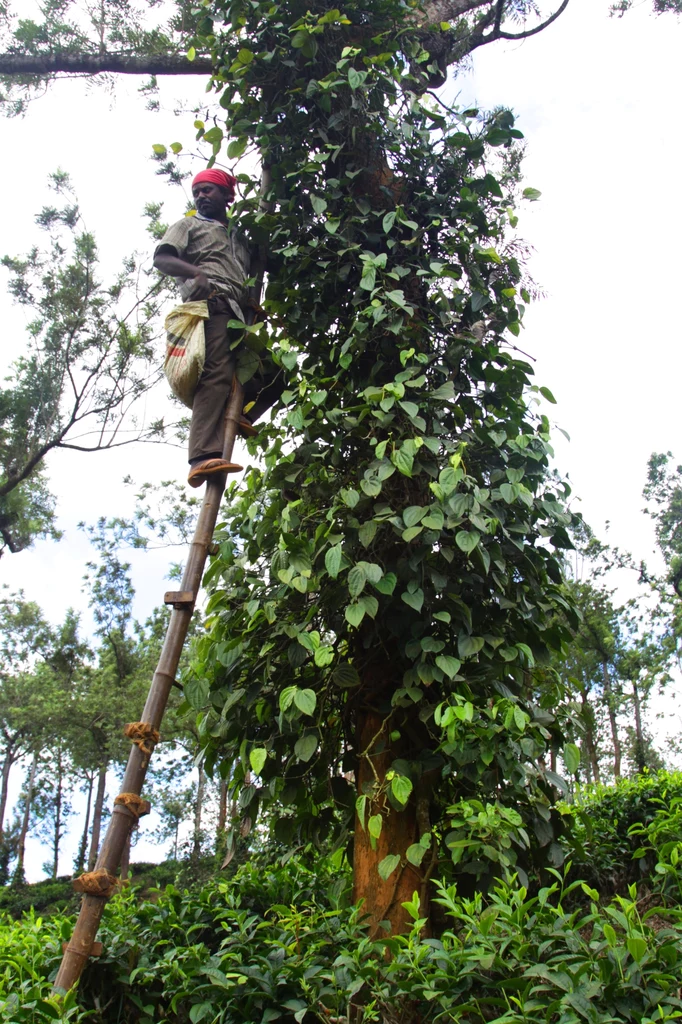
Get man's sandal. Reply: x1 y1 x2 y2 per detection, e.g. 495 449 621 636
187 458 243 488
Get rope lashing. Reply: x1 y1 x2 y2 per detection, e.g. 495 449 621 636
72 870 119 898
123 721 160 755
114 793 151 820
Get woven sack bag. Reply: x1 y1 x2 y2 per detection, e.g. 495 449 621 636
163 300 209 408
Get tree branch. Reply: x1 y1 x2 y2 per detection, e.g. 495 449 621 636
498 0 571 40
0 52 213 76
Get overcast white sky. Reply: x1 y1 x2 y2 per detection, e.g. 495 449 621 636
0 0 680 879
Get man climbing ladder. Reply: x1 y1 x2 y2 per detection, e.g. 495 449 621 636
53 166 276 996
154 168 282 486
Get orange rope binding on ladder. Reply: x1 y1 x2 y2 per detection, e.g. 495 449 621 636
123 722 160 755
72 870 119 898
114 793 151 819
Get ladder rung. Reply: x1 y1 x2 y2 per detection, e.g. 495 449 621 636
164 590 194 609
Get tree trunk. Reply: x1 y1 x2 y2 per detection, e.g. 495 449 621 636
0 52 214 76
601 660 622 780
217 778 228 837
87 763 107 871
579 688 600 784
352 708 427 937
192 765 205 862
13 750 38 885
51 747 64 879
0 746 16 842
631 679 646 772
75 772 94 875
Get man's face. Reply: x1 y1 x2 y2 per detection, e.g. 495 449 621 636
192 181 232 219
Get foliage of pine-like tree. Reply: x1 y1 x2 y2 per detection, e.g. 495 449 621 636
0 173 173 555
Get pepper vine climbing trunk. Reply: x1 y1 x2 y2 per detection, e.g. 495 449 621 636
353 704 424 936
187 0 577 941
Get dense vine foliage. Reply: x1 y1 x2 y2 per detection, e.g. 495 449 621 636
176 0 580 903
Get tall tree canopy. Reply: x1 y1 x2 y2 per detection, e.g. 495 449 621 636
0 173 172 555
144 0 590 936
0 0 571 115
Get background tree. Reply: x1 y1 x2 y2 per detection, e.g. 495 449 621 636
0 0 572 117
30 612 90 880
0 598 89 883
642 453 682 649
0 594 52 847
558 580 625 783
152 0 595 939
0 171 174 555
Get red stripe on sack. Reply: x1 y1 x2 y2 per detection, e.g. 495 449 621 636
168 346 186 358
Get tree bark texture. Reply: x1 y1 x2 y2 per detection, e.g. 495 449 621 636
87 763 107 871
192 765 205 862
601 660 622 779
0 748 14 842
216 776 228 856
75 772 94 875
14 750 38 884
579 688 600 784
352 708 426 937
51 747 64 879
631 679 646 772
0 53 213 76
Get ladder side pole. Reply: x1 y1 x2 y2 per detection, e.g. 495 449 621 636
54 163 272 998
53 378 244 995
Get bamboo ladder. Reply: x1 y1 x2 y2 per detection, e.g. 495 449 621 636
53 377 244 993
54 170 272 994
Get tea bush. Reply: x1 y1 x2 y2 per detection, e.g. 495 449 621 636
1 849 682 1024
563 771 682 897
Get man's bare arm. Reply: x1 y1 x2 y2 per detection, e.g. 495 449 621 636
154 248 212 300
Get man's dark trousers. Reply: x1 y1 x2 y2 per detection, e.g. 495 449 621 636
188 296 283 462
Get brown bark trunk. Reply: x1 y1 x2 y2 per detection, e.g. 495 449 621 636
631 679 646 772
0 52 214 76
13 750 38 885
216 777 228 856
352 708 427 937
601 660 621 779
75 772 94 875
579 688 600 784
217 778 228 836
0 745 16 842
87 763 107 871
192 765 205 862
51 747 64 879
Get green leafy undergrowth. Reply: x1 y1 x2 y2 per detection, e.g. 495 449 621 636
0 879 74 920
0 862 180 921
564 771 682 898
2 855 682 1024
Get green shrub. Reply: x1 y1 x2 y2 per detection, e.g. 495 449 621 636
1 852 682 1024
0 879 75 920
630 792 682 902
0 910 81 1023
563 771 682 896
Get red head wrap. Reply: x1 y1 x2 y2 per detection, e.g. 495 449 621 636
192 169 237 193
